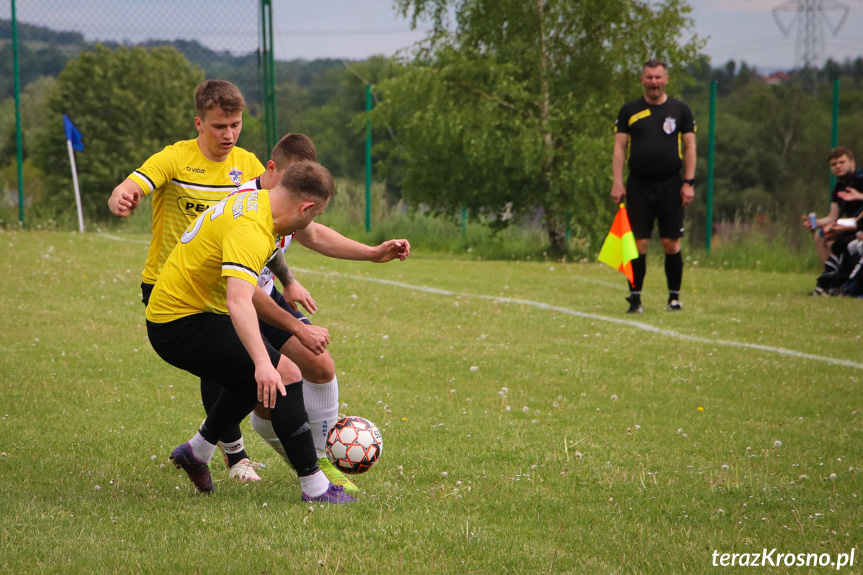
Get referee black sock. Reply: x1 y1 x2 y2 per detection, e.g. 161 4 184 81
631 254 646 295
665 251 683 299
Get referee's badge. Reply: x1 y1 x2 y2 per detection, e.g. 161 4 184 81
663 117 676 135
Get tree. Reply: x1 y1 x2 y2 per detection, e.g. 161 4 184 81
374 0 702 253
32 44 203 222
274 57 396 182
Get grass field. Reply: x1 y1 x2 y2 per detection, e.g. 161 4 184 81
1 229 861 574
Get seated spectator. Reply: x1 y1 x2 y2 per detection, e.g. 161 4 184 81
833 188 863 297
803 147 863 295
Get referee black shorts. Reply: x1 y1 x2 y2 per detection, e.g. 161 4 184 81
625 173 685 240
147 313 281 388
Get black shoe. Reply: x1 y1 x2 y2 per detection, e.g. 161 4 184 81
665 299 683 311
625 295 643 314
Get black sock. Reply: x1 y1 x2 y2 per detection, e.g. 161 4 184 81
665 251 683 299
200 378 250 467
630 254 646 297
270 381 319 477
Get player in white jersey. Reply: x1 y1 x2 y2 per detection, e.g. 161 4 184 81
236 134 410 496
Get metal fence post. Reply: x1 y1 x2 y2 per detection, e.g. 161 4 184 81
830 77 840 193
12 0 25 227
705 80 717 254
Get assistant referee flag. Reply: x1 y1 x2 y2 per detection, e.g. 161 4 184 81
597 204 638 287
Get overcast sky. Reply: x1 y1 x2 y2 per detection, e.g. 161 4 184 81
4 0 862 71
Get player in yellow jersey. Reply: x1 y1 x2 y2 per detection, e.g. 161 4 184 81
147 161 353 503
109 80 271 481
235 134 410 497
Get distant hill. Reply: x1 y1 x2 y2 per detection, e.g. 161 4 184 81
0 19 347 105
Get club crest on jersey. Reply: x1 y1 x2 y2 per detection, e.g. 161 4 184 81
663 117 676 135
229 168 243 186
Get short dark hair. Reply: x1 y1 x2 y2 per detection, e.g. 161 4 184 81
643 59 668 71
195 80 245 120
829 146 854 161
278 160 334 204
271 134 317 169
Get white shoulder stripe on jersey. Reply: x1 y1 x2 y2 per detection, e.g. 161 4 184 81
133 170 156 192
223 262 259 280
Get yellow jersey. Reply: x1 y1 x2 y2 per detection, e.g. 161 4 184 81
145 189 278 323
129 139 264 284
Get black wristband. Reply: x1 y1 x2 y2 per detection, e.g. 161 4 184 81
683 178 695 186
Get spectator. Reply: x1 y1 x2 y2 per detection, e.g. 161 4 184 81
801 146 863 272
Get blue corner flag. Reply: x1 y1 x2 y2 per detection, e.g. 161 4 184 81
63 114 84 152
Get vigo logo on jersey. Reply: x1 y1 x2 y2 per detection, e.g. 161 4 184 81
177 195 213 217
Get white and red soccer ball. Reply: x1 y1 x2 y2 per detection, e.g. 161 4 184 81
325 416 383 474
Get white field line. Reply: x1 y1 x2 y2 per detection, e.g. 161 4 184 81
98 233 150 245
93 233 858 369
295 268 863 371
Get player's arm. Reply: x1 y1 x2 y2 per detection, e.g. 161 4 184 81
610 132 629 203
108 178 144 217
267 250 317 314
225 277 284 408
294 222 411 262
819 202 840 227
251 285 328 354
680 131 696 207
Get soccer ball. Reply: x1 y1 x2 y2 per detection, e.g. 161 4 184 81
325 416 382 474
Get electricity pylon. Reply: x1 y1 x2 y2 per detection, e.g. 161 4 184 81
773 0 849 90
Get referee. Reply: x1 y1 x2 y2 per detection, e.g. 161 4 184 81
610 59 696 313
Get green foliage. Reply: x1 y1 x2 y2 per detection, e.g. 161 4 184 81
0 19 85 100
683 60 863 248
274 57 395 183
30 44 203 223
378 0 703 254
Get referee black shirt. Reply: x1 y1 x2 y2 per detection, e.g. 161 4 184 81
614 97 696 181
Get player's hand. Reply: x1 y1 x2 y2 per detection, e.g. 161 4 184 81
610 183 626 204
285 281 316 315
801 214 814 230
838 187 863 202
680 183 695 207
294 323 330 355
255 362 285 409
825 224 855 240
109 189 141 218
373 239 411 262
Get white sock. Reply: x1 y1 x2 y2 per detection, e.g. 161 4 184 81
250 411 288 462
303 377 340 459
299 470 329 498
189 432 216 462
220 438 244 456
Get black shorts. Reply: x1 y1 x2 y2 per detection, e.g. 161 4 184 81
626 174 685 240
146 313 281 388
141 282 154 306
259 288 313 351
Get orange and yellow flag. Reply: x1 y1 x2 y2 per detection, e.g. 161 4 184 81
597 204 638 287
